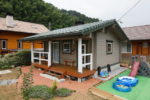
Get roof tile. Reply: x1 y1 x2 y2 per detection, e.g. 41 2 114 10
123 25 150 40
0 17 49 34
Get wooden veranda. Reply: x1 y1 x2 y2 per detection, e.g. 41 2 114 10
33 63 96 81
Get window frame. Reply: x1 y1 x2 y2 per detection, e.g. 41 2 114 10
1 39 7 50
106 40 113 55
62 40 72 54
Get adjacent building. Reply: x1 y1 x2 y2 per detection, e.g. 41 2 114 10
0 15 49 54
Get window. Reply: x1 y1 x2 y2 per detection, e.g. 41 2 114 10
18 40 22 49
63 41 72 54
121 41 132 53
127 42 131 52
143 42 148 48
106 40 113 54
1 40 7 49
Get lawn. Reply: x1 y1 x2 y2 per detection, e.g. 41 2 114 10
96 70 150 100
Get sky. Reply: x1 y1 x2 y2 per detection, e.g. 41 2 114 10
44 0 150 27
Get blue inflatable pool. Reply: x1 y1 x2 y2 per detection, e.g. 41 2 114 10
117 76 138 87
113 81 131 92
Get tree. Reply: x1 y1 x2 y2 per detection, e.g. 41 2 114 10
0 0 99 30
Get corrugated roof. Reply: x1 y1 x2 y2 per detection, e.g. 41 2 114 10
123 25 150 40
0 17 49 34
21 19 127 41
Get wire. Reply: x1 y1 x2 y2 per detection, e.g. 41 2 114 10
118 0 142 21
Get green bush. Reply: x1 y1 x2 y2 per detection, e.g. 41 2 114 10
0 50 31 69
15 50 31 66
56 88 73 97
28 85 53 100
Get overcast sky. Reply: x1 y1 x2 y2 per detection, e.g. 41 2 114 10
44 0 150 27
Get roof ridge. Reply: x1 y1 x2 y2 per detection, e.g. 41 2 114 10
123 24 150 29
49 19 116 31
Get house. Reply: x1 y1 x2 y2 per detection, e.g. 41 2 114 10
0 15 49 54
21 19 128 82
122 25 150 56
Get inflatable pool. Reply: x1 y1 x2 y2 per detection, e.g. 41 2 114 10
113 81 131 92
117 76 138 87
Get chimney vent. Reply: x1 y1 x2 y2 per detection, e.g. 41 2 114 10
6 15 15 27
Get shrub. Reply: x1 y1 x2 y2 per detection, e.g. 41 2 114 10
28 85 53 100
51 81 57 95
21 68 33 100
56 88 73 97
15 50 31 66
0 50 31 69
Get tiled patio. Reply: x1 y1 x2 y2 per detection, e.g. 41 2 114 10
17 66 101 94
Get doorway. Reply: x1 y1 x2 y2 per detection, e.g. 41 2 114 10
52 42 60 64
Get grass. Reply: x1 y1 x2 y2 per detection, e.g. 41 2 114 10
0 67 21 80
96 70 150 100
0 84 23 100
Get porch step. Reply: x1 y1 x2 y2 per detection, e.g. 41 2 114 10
46 71 67 79
46 72 61 78
40 73 65 82
32 63 50 73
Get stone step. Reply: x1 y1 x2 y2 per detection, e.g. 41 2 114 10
40 73 65 82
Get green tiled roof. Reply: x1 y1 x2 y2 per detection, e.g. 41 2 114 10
21 19 125 41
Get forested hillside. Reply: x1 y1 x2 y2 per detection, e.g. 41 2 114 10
0 0 99 30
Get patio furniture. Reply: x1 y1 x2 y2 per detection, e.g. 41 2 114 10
64 60 75 67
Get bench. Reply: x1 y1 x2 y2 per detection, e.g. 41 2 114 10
64 60 75 66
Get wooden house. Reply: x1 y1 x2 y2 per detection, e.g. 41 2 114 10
0 15 49 54
122 25 150 56
21 19 128 82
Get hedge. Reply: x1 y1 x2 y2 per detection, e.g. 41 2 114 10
0 50 31 69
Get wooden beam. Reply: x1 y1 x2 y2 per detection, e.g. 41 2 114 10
78 38 83 73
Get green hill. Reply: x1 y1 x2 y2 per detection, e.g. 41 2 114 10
0 0 99 30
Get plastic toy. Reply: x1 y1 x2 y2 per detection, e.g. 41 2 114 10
113 81 131 92
112 62 140 92
100 71 109 78
117 76 138 87
129 62 140 77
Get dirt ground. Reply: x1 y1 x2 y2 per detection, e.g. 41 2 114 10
55 92 103 100
0 84 23 100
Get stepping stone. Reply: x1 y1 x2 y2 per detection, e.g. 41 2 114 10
0 70 12 74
